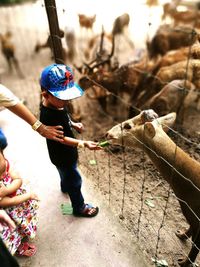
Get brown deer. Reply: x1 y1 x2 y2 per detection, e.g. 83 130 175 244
147 25 199 59
0 31 23 78
34 29 67 62
162 0 181 21
78 14 96 33
155 59 200 89
141 79 195 123
106 109 200 266
162 1 200 27
78 57 157 104
112 13 130 36
112 13 134 50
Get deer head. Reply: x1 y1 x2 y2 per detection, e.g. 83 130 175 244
106 109 176 147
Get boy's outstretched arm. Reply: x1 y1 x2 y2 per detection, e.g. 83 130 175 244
62 136 102 150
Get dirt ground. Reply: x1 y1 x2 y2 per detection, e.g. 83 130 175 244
1 1 200 266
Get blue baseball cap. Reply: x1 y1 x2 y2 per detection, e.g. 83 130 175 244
40 64 84 100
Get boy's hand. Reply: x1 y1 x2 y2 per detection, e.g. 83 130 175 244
84 141 102 150
72 122 84 134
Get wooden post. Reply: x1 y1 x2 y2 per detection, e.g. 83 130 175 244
43 0 64 64
43 0 75 116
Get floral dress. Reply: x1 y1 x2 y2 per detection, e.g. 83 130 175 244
0 160 39 255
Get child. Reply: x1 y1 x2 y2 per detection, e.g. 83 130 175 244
0 150 39 257
39 63 101 218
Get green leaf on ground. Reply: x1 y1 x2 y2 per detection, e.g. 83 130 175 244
144 199 155 208
89 159 97 165
151 258 168 267
60 203 73 215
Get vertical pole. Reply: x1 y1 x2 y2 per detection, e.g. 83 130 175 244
44 0 64 64
43 0 74 116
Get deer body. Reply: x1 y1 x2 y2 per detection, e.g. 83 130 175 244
147 25 198 59
0 31 23 78
141 79 195 124
106 109 200 266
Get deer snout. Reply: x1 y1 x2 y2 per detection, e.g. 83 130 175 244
105 132 110 139
105 131 115 143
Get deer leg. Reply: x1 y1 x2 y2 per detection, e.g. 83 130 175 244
177 226 200 266
175 226 192 240
98 97 107 113
12 57 24 78
6 57 13 72
177 245 199 267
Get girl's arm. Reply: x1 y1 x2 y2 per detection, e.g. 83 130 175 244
3 170 22 196
0 173 22 199
0 192 39 208
0 210 16 232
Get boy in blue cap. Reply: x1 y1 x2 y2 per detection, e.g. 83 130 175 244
40 63 101 217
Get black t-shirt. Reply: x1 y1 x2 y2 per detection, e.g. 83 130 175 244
40 105 78 167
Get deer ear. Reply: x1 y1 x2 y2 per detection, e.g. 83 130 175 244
144 122 156 138
157 112 176 132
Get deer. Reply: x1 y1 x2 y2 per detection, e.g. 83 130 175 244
106 109 200 266
112 13 134 50
155 59 200 89
0 31 23 78
162 1 200 27
147 24 199 59
78 14 96 36
112 13 130 36
162 0 182 21
141 79 196 124
34 29 67 62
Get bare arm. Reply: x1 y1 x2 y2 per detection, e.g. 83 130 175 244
0 210 16 232
7 102 64 141
70 121 84 134
0 171 22 199
62 136 102 150
4 170 22 196
0 192 39 208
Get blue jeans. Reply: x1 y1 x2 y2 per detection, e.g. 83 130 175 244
56 163 85 213
0 129 7 150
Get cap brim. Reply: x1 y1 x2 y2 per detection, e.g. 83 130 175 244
48 83 84 100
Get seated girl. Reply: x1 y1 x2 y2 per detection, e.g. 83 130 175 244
0 149 39 257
